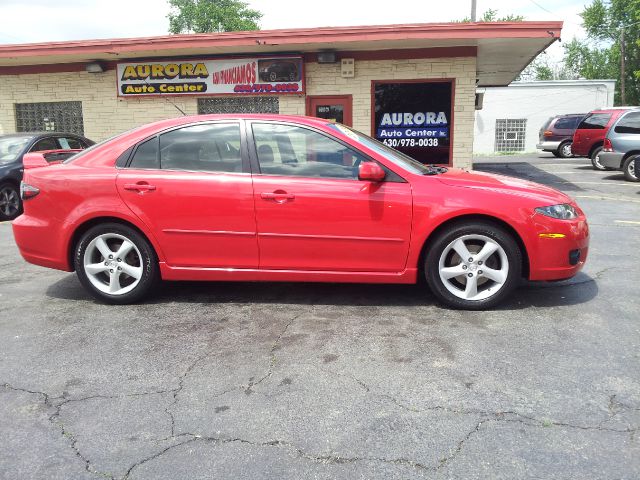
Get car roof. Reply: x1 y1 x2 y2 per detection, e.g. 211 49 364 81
589 107 640 113
0 131 86 140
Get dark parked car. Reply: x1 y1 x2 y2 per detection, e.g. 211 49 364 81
572 107 638 170
537 114 585 158
0 132 93 220
599 109 640 182
258 60 299 82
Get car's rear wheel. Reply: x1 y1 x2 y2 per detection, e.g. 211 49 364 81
425 222 522 310
74 223 158 304
558 141 573 158
590 146 612 171
0 183 21 221
623 155 640 182
552 151 562 158
269 71 277 82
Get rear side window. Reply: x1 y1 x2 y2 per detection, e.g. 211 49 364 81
159 123 242 173
554 117 576 129
614 112 640 134
577 113 612 130
57 137 86 149
129 137 159 169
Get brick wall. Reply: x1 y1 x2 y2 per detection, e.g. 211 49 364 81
0 56 476 167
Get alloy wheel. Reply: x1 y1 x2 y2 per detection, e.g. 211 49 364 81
438 234 509 301
560 142 572 157
0 185 19 218
83 233 143 295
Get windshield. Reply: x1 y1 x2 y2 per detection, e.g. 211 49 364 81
0 136 32 165
327 123 435 175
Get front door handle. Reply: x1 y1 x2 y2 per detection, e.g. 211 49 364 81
124 182 156 193
260 190 295 203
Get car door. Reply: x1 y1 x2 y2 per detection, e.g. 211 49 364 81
248 121 413 272
116 121 259 269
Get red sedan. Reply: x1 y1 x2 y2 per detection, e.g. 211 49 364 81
12 115 589 309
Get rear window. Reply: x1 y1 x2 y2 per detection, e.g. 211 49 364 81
614 111 640 134
577 113 612 130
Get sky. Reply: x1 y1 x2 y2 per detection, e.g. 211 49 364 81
0 0 588 63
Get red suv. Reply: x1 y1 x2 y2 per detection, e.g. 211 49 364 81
572 108 638 170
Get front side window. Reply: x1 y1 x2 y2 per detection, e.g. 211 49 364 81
614 111 640 134
159 123 242 173
31 137 60 152
252 123 368 179
578 113 612 130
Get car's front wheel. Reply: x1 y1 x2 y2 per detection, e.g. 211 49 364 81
74 223 158 304
425 222 522 310
623 155 640 182
0 183 21 221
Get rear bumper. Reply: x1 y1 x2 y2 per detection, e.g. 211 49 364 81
536 141 561 151
528 213 589 281
12 214 72 271
599 151 624 169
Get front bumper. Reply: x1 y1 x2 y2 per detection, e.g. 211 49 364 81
536 141 561 151
599 151 624 169
527 212 589 282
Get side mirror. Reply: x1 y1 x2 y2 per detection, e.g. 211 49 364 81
358 162 386 182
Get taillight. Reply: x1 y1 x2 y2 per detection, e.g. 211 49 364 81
543 130 553 137
603 138 613 152
20 182 40 200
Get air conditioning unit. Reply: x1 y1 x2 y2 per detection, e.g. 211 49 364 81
475 91 485 110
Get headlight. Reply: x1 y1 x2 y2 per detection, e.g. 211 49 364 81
534 204 578 220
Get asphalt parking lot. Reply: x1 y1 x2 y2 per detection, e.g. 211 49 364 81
1 153 639 480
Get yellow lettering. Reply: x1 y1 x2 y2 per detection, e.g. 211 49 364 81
193 63 208 78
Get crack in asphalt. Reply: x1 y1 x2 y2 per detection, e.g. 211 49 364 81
243 313 302 395
122 434 432 479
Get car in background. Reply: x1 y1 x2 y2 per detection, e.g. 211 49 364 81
12 115 589 310
599 109 640 182
0 132 94 220
258 59 300 82
572 107 638 170
537 114 585 158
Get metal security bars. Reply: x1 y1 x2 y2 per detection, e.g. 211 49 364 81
197 97 279 114
15 101 85 135
494 118 527 152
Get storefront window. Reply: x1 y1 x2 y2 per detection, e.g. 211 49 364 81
373 81 453 165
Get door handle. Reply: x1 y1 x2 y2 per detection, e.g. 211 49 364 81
260 191 295 202
124 182 156 193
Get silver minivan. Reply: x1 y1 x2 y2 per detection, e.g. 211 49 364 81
600 109 640 182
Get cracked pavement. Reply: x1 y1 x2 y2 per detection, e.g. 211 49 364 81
1 154 639 479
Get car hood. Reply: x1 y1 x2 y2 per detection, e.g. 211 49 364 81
436 168 572 205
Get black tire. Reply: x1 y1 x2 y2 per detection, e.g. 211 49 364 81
558 141 573 158
0 182 22 221
552 151 562 158
269 71 277 82
424 221 522 310
590 147 613 171
622 155 640 182
74 222 159 304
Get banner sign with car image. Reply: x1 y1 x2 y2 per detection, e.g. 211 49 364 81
373 80 453 165
116 56 304 97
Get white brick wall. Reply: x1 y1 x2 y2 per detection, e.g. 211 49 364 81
0 56 476 167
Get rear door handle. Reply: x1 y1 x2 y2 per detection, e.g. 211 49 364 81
124 182 156 193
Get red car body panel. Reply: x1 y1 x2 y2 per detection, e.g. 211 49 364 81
12 114 589 285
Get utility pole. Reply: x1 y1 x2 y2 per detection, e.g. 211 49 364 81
471 0 477 21
620 26 626 105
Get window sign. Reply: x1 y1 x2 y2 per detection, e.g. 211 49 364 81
373 81 453 164
117 56 304 97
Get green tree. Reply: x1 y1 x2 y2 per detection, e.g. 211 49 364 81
458 8 525 22
562 0 640 105
168 0 262 34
